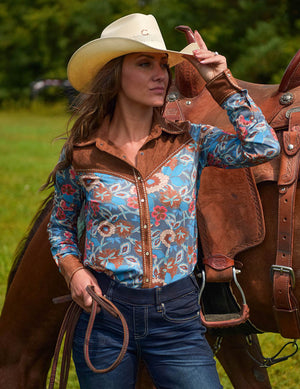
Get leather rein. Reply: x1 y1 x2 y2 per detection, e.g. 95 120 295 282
48 286 129 389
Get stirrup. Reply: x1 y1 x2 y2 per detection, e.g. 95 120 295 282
198 267 250 328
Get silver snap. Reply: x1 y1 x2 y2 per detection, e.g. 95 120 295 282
287 144 294 151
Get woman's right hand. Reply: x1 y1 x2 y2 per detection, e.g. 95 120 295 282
69 268 103 313
183 30 227 82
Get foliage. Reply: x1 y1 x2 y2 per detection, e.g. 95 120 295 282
0 0 299 104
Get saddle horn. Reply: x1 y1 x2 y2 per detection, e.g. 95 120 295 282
279 49 300 92
175 25 196 44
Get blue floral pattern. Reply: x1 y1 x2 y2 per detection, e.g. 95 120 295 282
48 91 280 288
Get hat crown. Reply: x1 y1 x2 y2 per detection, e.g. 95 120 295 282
100 13 167 50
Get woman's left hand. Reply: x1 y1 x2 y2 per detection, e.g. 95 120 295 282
183 30 227 82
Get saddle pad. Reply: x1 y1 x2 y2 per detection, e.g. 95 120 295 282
197 166 265 259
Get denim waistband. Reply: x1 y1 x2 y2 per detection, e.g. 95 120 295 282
89 270 199 306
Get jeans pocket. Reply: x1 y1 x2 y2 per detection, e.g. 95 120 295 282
161 290 200 323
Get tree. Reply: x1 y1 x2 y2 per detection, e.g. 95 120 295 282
0 0 299 104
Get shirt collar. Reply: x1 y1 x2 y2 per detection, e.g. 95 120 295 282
74 113 190 149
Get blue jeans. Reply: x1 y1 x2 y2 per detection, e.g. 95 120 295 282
72 272 222 389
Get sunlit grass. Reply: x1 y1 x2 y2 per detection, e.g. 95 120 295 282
0 103 299 388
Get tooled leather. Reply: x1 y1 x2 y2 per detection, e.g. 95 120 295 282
273 111 300 338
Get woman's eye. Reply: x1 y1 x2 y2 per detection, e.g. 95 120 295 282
139 62 150 67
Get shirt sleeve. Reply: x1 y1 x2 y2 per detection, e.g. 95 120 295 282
47 165 83 266
192 90 280 169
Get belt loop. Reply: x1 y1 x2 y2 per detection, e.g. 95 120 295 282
104 278 114 300
190 273 199 290
155 287 163 312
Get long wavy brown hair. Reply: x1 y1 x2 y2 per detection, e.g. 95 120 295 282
43 54 172 189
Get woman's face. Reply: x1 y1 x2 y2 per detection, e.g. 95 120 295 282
118 52 169 109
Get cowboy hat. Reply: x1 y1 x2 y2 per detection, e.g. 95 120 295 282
67 13 197 91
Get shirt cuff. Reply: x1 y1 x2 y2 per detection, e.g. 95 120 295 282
206 69 243 106
58 254 83 287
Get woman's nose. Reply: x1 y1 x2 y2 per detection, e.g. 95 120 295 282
153 63 167 80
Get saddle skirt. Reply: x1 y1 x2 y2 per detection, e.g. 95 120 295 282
196 166 265 262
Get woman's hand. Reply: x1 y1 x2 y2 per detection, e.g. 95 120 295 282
69 268 103 313
183 30 227 82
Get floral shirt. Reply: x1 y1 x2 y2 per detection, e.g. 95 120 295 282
48 90 280 288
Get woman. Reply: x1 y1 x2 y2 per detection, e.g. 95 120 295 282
47 13 280 389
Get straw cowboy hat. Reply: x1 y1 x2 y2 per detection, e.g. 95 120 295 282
67 13 197 91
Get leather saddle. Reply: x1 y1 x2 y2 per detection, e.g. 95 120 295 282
164 48 300 338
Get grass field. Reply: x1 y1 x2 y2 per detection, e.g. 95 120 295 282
0 103 299 388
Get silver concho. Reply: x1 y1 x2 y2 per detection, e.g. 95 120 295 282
167 92 179 102
280 92 294 106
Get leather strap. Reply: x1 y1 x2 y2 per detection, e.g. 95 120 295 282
48 300 81 389
203 255 235 282
164 99 185 121
84 286 129 373
273 110 300 338
48 286 129 389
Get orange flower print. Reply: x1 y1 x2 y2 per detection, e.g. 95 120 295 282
115 220 134 238
165 157 178 171
161 257 177 278
152 268 164 287
160 229 176 248
160 186 181 208
188 201 195 214
187 246 197 265
127 196 139 209
98 221 115 237
175 227 188 245
134 241 143 256
94 186 112 202
146 173 168 194
152 205 167 226
96 249 124 269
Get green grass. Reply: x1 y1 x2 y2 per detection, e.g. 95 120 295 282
0 104 299 388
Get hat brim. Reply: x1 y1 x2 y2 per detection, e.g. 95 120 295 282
67 37 197 92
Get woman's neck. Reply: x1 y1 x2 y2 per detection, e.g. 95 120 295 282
108 101 154 145
106 101 155 166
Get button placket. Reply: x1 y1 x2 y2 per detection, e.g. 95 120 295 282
134 169 152 287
